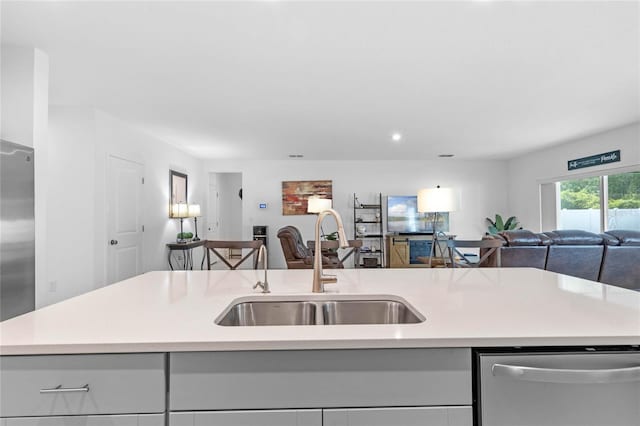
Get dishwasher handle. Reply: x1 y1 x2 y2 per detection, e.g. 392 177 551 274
492 363 640 384
40 384 91 393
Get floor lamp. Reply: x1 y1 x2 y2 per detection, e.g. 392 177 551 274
417 186 458 267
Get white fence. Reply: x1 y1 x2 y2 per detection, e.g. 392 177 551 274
558 208 640 233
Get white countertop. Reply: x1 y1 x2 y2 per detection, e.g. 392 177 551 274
1 268 639 355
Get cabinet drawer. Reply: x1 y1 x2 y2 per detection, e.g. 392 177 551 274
2 414 164 426
324 407 472 426
170 410 322 426
0 353 165 417
170 348 471 410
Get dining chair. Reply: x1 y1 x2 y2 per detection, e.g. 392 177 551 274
204 240 263 270
446 239 504 268
307 239 362 266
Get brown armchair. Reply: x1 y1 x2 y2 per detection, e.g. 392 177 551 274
277 226 342 269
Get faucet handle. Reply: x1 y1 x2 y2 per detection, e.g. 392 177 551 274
321 274 338 284
253 281 270 293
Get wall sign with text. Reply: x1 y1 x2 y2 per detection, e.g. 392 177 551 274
568 150 620 171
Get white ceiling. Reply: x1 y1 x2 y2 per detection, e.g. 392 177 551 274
2 0 638 160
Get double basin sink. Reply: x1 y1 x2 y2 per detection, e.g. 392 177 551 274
216 294 425 326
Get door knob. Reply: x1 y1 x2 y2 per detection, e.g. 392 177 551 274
110 240 118 245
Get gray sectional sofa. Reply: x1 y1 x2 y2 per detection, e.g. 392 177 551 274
487 229 640 291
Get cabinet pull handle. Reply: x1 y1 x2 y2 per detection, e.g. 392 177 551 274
40 384 90 393
492 363 640 384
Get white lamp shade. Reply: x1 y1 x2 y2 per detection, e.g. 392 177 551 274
188 204 201 217
307 197 332 213
417 187 458 213
171 202 189 218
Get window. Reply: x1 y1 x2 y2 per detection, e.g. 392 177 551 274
558 176 601 233
607 171 640 230
557 171 640 232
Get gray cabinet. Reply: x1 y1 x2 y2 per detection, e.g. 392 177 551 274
1 348 473 426
169 349 472 426
170 410 322 426
170 407 472 426
324 407 473 426
0 353 165 419
3 414 164 426
170 348 471 410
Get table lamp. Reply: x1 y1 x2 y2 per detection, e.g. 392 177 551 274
171 202 189 243
188 204 201 241
417 186 458 267
307 196 332 214
307 197 333 238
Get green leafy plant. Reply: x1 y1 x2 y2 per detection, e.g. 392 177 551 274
321 231 339 253
486 214 520 235
324 231 338 241
177 232 193 239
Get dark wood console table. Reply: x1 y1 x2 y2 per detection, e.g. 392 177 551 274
166 240 206 270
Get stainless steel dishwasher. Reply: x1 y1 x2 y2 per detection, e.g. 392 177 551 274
476 348 640 426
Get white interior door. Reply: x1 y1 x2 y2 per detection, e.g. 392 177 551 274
207 181 220 240
107 156 143 284
206 172 242 241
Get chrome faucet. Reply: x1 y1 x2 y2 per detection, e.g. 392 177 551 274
253 244 270 293
313 208 349 293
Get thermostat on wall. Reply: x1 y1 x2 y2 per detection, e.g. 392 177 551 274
259 203 267 209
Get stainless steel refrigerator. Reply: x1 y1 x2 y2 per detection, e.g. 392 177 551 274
0 139 35 321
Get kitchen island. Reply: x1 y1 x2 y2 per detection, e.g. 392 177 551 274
1 268 638 354
1 268 638 426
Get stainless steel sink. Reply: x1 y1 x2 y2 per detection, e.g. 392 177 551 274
215 295 424 326
321 300 423 325
216 301 317 326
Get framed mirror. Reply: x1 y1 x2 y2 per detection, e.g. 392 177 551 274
169 170 188 217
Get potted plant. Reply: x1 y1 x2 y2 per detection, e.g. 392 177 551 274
486 214 521 235
322 231 339 253
177 231 194 242
324 231 338 241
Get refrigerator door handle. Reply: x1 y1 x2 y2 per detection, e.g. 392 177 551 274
492 363 640 384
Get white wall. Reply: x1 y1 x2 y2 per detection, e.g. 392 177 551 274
93 110 205 280
508 122 640 232
1 45 49 308
42 107 205 307
32 50 49 305
46 107 95 305
1 46 35 145
217 173 242 240
205 159 509 269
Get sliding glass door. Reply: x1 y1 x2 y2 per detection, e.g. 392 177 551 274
606 171 640 231
557 171 640 232
558 176 601 233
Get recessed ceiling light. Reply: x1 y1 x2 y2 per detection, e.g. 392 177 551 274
438 154 455 158
391 133 402 142
288 154 304 158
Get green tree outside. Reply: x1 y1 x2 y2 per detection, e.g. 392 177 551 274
608 172 640 209
560 172 640 209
